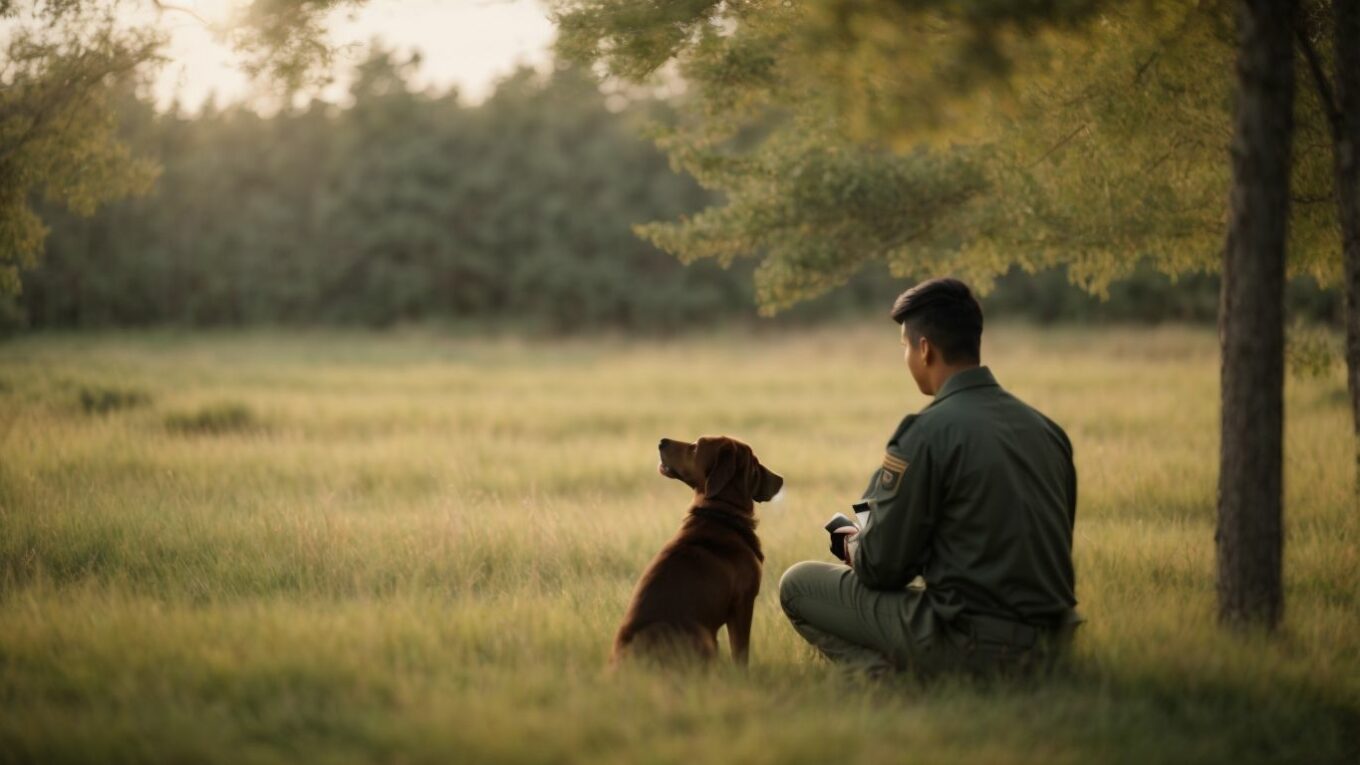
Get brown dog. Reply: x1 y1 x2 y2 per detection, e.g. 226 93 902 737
611 436 783 667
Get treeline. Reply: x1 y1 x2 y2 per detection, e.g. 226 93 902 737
2 51 1340 332
9 53 751 331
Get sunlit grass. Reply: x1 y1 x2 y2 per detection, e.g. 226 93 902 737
0 323 1355 764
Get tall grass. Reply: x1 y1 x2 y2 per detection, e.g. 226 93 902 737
0 324 1355 764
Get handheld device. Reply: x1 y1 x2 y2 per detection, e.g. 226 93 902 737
824 513 859 561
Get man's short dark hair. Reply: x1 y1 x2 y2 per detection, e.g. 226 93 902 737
890 277 983 364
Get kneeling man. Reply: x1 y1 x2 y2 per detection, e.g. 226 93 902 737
780 277 1081 677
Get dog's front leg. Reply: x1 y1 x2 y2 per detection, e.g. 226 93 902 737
726 597 755 667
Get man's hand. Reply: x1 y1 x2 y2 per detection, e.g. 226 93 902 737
832 527 859 566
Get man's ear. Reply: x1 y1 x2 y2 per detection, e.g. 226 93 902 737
753 465 784 502
703 443 737 499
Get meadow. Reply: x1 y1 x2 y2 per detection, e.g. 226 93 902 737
0 323 1355 764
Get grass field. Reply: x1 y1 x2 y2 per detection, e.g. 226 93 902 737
0 323 1356 764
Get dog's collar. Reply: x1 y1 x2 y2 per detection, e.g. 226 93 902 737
690 505 755 531
688 505 763 561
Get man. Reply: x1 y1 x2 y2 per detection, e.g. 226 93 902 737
779 277 1081 677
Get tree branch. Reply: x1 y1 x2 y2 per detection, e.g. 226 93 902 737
1294 23 1342 142
0 49 151 167
875 182 989 256
1030 123 1089 168
149 0 211 28
1133 51 1160 85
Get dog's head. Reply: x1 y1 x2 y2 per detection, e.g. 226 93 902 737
657 436 783 504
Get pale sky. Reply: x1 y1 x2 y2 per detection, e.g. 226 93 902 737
150 0 558 109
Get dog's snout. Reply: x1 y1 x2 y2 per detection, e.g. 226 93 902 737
658 438 671 450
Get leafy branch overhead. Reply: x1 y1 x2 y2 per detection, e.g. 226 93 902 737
639 123 998 314
553 0 1340 312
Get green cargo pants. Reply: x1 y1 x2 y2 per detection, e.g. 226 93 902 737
779 561 1077 677
778 561 944 676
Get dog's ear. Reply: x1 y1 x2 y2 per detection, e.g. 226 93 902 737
703 441 738 500
753 463 784 502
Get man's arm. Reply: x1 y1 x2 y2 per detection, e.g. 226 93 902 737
849 439 937 589
1061 429 1077 527
1046 416 1078 526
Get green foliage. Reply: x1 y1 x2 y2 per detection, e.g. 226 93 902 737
78 384 150 414
1287 320 1342 379
164 401 256 435
555 0 1109 141
13 52 752 330
0 3 162 295
0 0 375 297
640 122 1000 314
225 0 363 91
553 0 1344 311
998 1 1339 288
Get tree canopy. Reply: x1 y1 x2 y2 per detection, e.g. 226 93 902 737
553 0 1339 313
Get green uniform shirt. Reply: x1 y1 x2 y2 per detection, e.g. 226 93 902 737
850 366 1077 625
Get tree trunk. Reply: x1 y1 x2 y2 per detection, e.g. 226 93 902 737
1335 0 1360 497
1217 0 1294 630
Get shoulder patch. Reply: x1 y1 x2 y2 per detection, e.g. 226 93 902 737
879 453 908 493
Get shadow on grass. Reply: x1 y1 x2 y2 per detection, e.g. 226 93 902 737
163 401 259 436
78 385 151 415
838 655 1360 764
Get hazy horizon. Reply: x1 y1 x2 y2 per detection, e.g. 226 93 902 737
148 0 556 110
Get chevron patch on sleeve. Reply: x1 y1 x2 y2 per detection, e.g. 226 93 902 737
878 453 908 493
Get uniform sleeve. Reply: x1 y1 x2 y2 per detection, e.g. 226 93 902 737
1055 422 1078 526
1066 444 1078 527
851 437 937 590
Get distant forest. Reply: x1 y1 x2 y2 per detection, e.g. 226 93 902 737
3 50 1340 332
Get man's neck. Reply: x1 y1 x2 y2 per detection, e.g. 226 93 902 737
929 363 980 397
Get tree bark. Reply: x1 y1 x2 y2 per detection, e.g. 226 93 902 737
1218 0 1295 630
1334 0 1360 497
